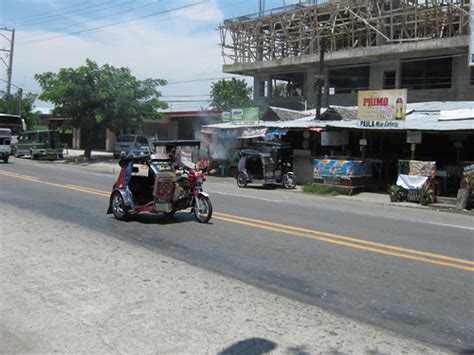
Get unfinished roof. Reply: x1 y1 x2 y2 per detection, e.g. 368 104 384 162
220 0 470 70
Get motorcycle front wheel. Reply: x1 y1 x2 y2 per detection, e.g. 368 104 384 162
193 195 213 223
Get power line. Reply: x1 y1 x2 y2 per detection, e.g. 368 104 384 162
18 1 159 43
162 94 211 97
18 1 209 46
167 76 242 85
3 1 91 24
16 0 139 29
163 99 212 103
9 0 126 27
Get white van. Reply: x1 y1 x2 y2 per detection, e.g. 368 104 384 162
0 128 12 163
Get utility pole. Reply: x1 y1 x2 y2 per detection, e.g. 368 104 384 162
0 28 15 96
259 0 265 16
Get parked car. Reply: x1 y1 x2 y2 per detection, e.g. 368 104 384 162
14 129 63 160
113 134 150 158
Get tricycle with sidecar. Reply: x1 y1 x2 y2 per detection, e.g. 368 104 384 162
107 140 212 223
236 141 297 189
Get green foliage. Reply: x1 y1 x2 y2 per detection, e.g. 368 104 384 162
273 83 287 97
464 173 474 190
209 78 252 111
0 89 40 128
303 184 339 195
420 184 434 205
387 184 401 202
35 59 168 158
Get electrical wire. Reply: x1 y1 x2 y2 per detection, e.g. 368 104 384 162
3 1 91 24
17 1 161 43
18 1 209 46
9 0 131 27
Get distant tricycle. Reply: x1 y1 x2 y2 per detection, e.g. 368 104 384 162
107 140 212 223
236 141 297 189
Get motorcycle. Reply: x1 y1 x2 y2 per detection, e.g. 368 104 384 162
107 141 212 223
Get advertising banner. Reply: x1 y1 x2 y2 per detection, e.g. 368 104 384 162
313 159 372 178
357 89 407 121
231 109 243 121
221 111 231 122
230 108 260 122
242 107 260 122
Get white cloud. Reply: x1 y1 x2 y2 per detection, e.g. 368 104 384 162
173 0 224 23
7 0 236 110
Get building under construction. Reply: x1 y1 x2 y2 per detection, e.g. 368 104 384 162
220 0 472 110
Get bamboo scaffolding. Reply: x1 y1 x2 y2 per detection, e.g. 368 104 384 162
219 0 470 65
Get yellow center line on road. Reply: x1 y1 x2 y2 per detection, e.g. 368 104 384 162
0 171 110 197
64 184 111 196
0 171 20 177
1 170 473 272
213 212 474 267
21 175 40 180
213 215 474 272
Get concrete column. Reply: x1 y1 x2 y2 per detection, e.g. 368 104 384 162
369 62 384 90
305 67 317 110
253 75 265 100
453 54 472 100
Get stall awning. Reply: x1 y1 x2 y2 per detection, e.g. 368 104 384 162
266 129 288 136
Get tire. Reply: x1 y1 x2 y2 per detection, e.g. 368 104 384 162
193 195 212 223
30 150 37 160
282 173 297 189
111 192 130 221
3 156 8 163
236 172 248 188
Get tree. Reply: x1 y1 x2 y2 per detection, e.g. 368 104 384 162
0 89 40 128
35 59 168 158
273 82 287 97
209 78 252 111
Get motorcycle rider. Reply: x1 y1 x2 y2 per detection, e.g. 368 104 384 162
167 146 191 198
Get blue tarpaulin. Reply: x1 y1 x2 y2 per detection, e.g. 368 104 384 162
266 129 288 136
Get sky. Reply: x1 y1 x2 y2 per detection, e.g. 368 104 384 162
0 0 310 111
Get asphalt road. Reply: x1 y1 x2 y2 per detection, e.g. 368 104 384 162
1 158 473 352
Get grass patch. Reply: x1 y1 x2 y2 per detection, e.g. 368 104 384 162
303 184 339 196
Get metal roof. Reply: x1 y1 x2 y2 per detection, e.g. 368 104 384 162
328 102 474 131
202 102 474 133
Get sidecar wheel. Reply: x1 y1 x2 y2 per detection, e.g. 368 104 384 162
236 172 248 188
282 173 297 189
193 196 212 223
111 192 130 221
